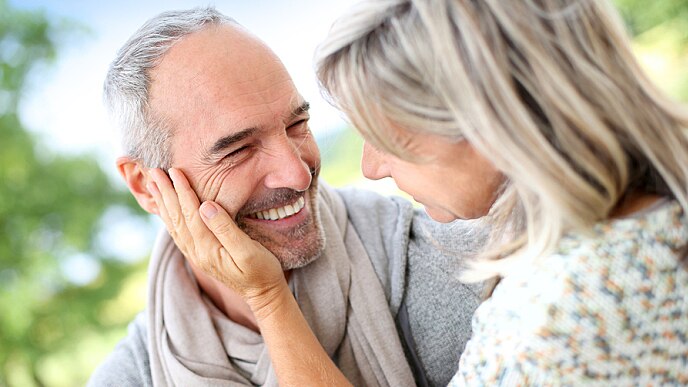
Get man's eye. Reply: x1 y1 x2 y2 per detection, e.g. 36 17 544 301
288 119 308 131
224 146 249 159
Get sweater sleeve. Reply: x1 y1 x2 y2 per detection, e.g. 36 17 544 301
87 312 152 387
449 255 572 387
450 328 565 386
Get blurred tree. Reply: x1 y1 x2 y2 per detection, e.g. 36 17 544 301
613 0 688 100
0 1 147 386
614 0 688 45
318 128 364 186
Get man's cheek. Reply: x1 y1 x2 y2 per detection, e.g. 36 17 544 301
208 197 241 221
189 166 232 201
194 166 259 220
213 191 247 221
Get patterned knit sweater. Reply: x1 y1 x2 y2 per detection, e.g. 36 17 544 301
450 200 688 386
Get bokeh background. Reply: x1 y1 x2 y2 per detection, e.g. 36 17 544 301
1 0 686 385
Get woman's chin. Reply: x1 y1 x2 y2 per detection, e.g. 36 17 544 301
423 206 460 223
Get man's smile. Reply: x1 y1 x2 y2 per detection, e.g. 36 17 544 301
246 196 305 220
237 188 316 235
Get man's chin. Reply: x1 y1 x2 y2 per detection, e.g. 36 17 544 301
278 244 323 270
276 184 325 270
241 182 325 270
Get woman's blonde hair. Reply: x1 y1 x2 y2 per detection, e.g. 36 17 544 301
315 0 688 282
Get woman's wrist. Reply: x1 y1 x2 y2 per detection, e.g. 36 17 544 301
243 275 353 387
245 279 293 322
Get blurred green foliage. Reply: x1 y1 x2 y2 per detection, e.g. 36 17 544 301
318 128 365 186
614 0 688 42
0 1 147 385
614 0 688 100
0 0 685 386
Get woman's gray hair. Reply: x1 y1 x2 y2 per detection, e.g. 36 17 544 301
315 0 688 282
104 7 236 169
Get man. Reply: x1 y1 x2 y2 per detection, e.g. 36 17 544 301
89 7 483 387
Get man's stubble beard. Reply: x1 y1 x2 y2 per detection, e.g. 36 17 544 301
236 181 326 270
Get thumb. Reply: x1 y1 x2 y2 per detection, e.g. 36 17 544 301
199 201 252 253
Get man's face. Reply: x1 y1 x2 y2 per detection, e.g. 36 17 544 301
148 24 324 269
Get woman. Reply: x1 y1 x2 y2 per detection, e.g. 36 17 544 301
152 0 688 385
315 0 688 384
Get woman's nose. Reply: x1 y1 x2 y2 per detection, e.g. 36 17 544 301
361 142 391 180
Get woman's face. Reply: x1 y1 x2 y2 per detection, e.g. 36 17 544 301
361 131 504 222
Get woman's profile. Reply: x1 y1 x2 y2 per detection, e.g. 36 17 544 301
315 0 688 384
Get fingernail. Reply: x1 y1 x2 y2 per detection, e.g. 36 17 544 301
200 202 217 219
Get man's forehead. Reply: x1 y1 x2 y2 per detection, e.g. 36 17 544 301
209 93 308 133
148 22 302 137
151 24 287 96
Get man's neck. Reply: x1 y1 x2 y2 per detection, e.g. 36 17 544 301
189 264 290 333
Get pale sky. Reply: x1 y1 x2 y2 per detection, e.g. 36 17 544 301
10 0 361 166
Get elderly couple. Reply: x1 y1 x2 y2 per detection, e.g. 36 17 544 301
90 1 688 386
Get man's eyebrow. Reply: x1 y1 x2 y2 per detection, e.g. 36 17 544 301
208 127 257 157
290 101 310 119
205 102 309 161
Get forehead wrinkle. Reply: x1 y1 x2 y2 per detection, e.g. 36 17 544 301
195 53 290 105
207 76 296 118
211 93 302 133
228 66 289 87
162 65 288 122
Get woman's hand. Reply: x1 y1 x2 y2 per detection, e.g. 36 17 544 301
147 167 287 311
148 167 352 386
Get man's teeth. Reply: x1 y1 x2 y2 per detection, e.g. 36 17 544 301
250 197 305 221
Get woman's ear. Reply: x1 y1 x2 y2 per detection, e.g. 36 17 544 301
116 156 158 214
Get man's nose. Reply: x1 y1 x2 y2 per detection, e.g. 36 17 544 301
263 135 313 191
361 142 391 180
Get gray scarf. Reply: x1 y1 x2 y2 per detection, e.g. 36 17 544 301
147 184 415 386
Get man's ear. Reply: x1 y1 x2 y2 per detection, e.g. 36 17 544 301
116 156 158 215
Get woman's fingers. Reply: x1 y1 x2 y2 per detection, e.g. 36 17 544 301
149 168 283 299
168 168 201 214
199 201 248 259
149 168 194 253
198 201 268 271
150 168 183 230
168 168 221 268
147 170 174 233
168 168 213 242
199 200 284 301
150 168 243 278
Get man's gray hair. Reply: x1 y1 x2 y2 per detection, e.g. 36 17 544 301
104 7 235 169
